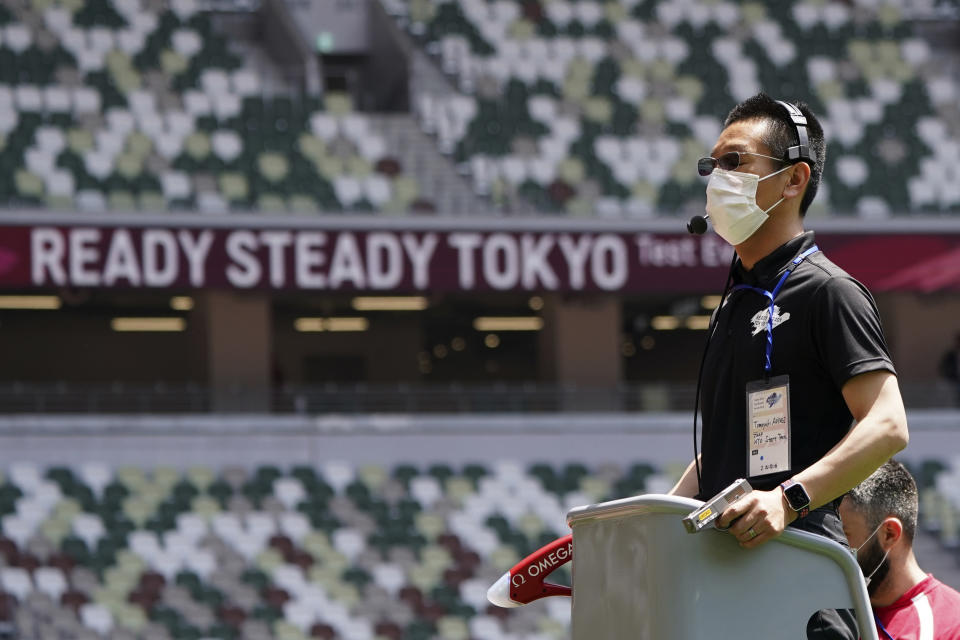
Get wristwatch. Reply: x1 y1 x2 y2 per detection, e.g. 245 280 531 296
780 479 811 519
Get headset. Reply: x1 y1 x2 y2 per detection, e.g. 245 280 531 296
686 99 815 495
687 100 816 237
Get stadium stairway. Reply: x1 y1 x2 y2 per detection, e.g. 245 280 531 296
371 113 493 216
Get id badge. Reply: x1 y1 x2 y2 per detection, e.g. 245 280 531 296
746 375 791 478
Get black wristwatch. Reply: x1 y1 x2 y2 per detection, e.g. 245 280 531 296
780 479 811 519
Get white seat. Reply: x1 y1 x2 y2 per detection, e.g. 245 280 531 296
75 190 107 212
175 513 208 542
79 463 113 498
0 567 32 601
500 156 526 186
46 170 76 198
245 512 277 541
73 87 102 115
409 476 442 507
357 135 386 163
211 130 242 162
283 599 318 632
25 149 56 177
3 24 31 53
363 175 391 206
527 96 556 123
129 530 162 558
43 87 71 113
333 176 362 206
201 69 231 97
130 11 158 35
0 107 17 135
416 94 437 134
232 69 260 97
184 549 216 578
34 567 67 601
170 0 198 21
664 97 695 123
310 113 339 142
331 528 366 562
106 109 136 136
273 478 306 510
127 90 156 117
116 28 146 55
95 130 125 158
183 90 212 117
161 171 192 200
336 619 373 640
60 27 85 56
154 134 184 160
1 515 34 548
527 157 556 186
84 151 114 181
212 93 241 120
88 27 115 53
15 86 42 112
9 463 41 491
340 115 369 143
278 512 311 542
372 563 405 596
469 615 504 640
822 2 851 29
44 7 72 35
80 603 114 635
272 564 308 595
172 29 202 58
615 76 646 104
321 461 355 492
165 111 195 137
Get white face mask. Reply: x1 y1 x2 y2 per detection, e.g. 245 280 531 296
850 520 890 588
705 165 791 246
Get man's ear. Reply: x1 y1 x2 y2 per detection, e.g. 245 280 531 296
782 161 811 200
880 517 904 548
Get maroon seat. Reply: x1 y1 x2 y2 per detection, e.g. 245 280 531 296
309 622 336 638
262 586 290 608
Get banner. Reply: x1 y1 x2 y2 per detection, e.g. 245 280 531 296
0 224 957 293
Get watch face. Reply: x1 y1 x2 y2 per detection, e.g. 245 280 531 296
784 483 809 509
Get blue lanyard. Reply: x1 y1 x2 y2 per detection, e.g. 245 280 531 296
875 615 895 640
730 245 819 374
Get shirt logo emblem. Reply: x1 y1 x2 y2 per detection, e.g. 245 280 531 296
749 305 790 336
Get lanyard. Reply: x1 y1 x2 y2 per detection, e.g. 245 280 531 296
875 615 895 640
731 244 819 374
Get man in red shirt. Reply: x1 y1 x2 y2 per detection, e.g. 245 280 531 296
840 460 960 640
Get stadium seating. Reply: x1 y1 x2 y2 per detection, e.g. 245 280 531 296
0 0 956 216
0 460 669 640
388 0 960 216
0 459 956 638
0 0 430 214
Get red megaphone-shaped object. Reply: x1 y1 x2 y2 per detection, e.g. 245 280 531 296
487 534 572 607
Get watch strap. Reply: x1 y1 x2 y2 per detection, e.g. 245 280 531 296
780 480 811 519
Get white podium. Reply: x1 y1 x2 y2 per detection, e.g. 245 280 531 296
566 494 878 640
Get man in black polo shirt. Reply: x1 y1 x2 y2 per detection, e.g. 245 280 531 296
670 94 908 553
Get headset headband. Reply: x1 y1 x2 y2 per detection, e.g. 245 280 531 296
775 99 815 164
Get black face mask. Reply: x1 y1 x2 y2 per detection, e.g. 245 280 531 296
857 536 891 596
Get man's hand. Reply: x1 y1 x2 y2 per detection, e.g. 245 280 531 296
716 489 796 549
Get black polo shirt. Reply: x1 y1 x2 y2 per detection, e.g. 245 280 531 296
698 231 896 501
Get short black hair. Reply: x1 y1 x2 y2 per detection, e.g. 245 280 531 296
845 460 918 542
723 93 826 216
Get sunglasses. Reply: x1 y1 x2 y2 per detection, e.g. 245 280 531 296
697 151 787 177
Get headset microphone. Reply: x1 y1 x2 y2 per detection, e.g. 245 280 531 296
687 214 709 235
